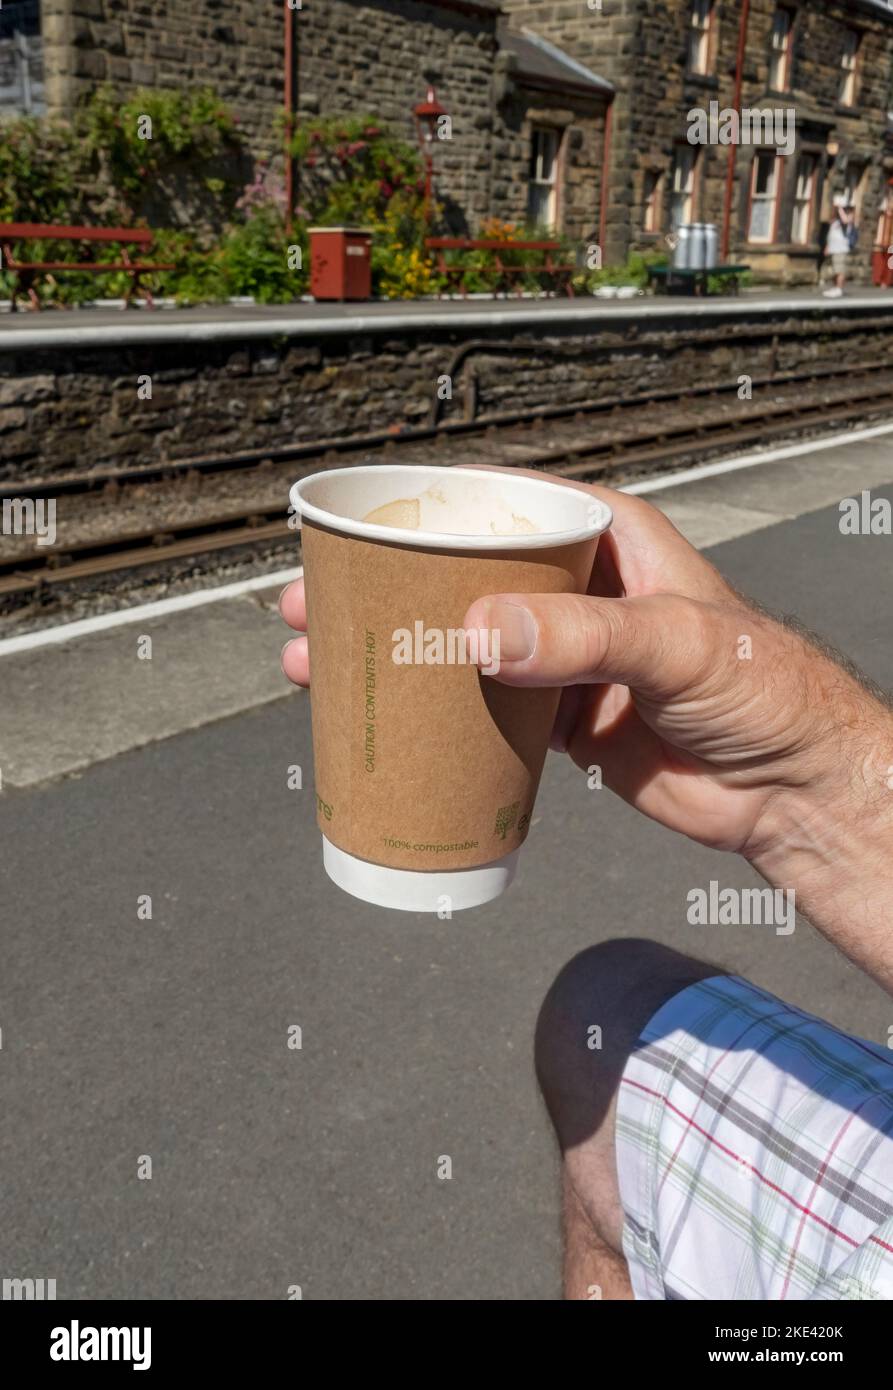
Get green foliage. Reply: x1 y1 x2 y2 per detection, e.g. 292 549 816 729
0 114 85 224
79 86 237 196
576 248 668 292
0 96 489 304
294 115 437 298
436 217 577 295
218 208 306 303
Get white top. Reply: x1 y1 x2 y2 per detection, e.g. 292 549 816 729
826 219 850 255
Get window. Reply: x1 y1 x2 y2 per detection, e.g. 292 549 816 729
527 127 560 228
843 159 867 217
643 170 664 232
748 152 782 243
768 8 794 92
671 147 699 226
0 0 45 115
688 0 714 75
839 30 861 106
791 154 817 244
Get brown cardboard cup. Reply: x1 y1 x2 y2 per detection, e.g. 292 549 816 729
290 464 612 912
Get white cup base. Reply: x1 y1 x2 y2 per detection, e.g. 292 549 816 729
322 837 519 913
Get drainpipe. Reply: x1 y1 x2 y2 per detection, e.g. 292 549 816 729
598 94 614 257
284 0 299 234
721 0 750 260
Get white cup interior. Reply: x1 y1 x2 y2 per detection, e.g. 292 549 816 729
290 464 612 551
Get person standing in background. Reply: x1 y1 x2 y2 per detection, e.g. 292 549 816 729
823 197 856 298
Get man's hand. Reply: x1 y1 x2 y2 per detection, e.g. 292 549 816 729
281 470 893 988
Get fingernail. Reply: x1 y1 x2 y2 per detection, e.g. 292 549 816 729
277 585 290 612
488 602 537 662
280 639 293 672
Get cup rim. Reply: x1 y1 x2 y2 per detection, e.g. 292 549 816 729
289 464 613 551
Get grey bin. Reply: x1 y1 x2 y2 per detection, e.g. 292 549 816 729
689 223 707 270
673 222 719 271
703 223 719 269
673 224 692 269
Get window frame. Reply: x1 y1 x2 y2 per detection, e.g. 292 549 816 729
670 144 701 228
642 169 665 233
843 158 867 219
746 151 784 245
790 153 818 246
527 125 561 230
838 29 861 108
687 0 715 77
768 7 794 93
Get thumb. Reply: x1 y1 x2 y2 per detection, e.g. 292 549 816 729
462 591 719 699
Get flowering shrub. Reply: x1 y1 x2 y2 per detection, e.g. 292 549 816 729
0 93 440 303
292 115 437 298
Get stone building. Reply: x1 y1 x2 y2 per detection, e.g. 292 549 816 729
503 0 893 282
8 0 610 247
6 0 893 279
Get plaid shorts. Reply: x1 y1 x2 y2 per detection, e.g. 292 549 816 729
616 975 893 1300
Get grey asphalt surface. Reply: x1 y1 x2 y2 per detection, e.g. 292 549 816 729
1 487 891 1301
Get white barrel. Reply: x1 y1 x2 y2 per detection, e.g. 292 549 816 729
703 222 719 268
688 223 707 270
673 224 692 269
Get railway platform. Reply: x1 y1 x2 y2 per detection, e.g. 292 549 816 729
1 429 891 1298
0 285 892 350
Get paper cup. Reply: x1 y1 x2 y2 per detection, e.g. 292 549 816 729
290 464 612 912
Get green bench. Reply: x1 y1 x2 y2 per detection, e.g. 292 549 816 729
647 263 750 296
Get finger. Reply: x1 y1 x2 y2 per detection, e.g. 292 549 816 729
278 578 306 632
462 590 719 701
281 635 309 687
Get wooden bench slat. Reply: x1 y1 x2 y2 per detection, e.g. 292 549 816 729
0 223 154 243
426 237 563 251
8 262 175 272
0 221 173 309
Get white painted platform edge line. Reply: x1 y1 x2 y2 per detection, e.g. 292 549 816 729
0 566 302 656
3 417 893 657
0 295 887 349
623 420 893 495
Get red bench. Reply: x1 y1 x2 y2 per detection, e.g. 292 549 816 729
0 223 175 310
426 236 576 298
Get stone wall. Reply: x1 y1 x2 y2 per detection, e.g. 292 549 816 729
495 71 607 245
2 306 890 479
500 0 636 261
37 1 605 244
299 0 503 233
40 0 508 232
41 0 282 153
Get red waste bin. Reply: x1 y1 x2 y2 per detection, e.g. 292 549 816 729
309 226 373 301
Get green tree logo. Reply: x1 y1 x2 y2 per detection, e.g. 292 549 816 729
495 801 519 840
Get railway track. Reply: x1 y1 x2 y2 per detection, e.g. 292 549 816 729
2 362 893 600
